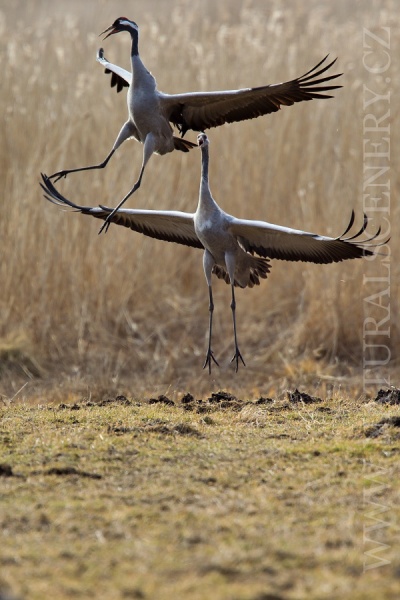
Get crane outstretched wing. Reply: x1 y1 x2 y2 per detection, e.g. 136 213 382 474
229 211 384 264
162 55 342 135
40 175 202 249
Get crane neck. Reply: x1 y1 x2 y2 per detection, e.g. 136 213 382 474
200 143 210 190
199 143 218 213
130 27 139 57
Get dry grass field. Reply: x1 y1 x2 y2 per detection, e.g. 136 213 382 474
0 0 399 598
1 392 400 599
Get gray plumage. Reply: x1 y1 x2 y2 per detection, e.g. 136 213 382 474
40 133 384 373
48 17 342 234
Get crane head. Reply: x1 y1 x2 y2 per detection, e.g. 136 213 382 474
100 17 139 39
197 133 209 148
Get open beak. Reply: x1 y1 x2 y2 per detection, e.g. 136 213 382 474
99 25 119 39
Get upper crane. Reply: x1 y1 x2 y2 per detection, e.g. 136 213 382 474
48 17 342 234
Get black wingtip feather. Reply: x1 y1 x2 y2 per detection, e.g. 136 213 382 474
298 56 340 83
340 210 355 237
40 173 84 212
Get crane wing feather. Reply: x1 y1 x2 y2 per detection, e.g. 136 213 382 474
97 48 131 90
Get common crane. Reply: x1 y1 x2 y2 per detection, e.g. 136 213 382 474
41 134 384 373
48 17 342 234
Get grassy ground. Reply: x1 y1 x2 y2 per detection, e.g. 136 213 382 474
1 391 399 599
1 0 398 396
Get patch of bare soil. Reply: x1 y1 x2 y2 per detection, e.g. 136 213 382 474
107 421 203 438
364 415 400 438
44 467 102 479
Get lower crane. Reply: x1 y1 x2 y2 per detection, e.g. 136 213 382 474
40 134 385 372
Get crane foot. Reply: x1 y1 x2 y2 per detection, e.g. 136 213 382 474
203 349 219 374
98 218 112 235
48 170 70 183
230 347 246 372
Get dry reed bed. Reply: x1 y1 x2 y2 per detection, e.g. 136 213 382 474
0 0 398 395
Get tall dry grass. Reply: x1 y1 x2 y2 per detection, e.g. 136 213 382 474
0 0 398 397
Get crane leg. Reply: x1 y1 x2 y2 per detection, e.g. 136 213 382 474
229 284 245 372
203 285 219 374
98 133 157 234
49 148 116 183
98 163 145 234
48 120 135 183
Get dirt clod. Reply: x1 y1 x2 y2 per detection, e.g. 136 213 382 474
96 395 131 407
181 393 195 404
149 395 174 406
208 390 237 403
374 388 400 405
0 463 13 477
380 416 400 427
287 389 321 404
255 397 274 405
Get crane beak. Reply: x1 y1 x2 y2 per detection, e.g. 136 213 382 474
99 25 119 39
